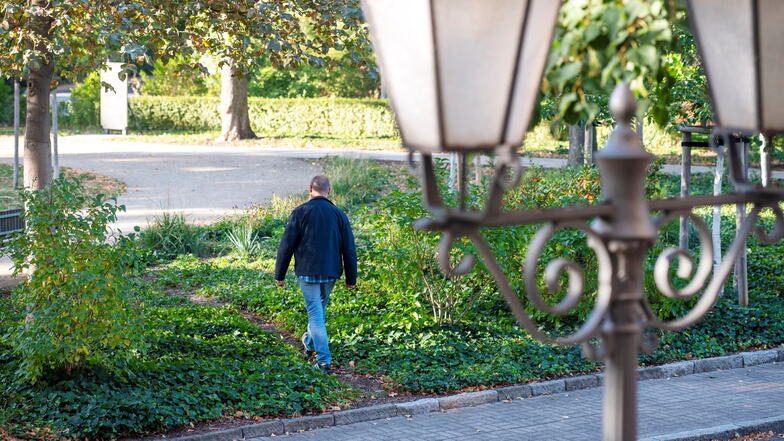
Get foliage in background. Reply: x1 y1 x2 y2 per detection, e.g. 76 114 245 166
139 212 212 261
128 96 397 138
226 224 263 261
140 54 216 97
544 0 675 126
5 178 142 382
62 72 101 128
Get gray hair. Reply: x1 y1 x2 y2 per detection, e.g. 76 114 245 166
310 175 331 193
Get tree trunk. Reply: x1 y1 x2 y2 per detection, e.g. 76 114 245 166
584 123 597 165
568 123 585 167
24 0 54 190
217 63 256 142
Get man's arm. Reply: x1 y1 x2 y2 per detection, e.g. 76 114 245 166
275 210 301 284
341 213 358 287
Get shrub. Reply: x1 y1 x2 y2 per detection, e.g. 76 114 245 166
139 212 211 261
62 72 101 127
140 55 216 96
5 178 142 382
128 96 398 138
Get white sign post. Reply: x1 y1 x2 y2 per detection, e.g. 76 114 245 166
100 62 128 135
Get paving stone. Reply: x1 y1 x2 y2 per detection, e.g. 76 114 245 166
638 366 664 381
693 354 743 373
395 398 439 416
529 379 566 396
564 374 599 391
334 404 397 425
743 349 779 367
660 360 694 378
247 363 784 441
174 428 244 441
497 384 532 400
283 414 334 433
242 421 284 439
438 390 498 410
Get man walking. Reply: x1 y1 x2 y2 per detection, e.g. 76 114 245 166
275 175 357 374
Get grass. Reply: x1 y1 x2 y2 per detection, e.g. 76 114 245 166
0 164 126 210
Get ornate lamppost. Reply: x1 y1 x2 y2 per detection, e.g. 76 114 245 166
361 1 784 440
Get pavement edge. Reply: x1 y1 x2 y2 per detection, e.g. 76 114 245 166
169 346 783 441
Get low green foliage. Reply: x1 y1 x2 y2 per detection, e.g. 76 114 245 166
61 72 101 128
226 224 263 260
0 289 350 438
140 212 212 261
127 96 398 138
5 178 142 382
149 159 784 394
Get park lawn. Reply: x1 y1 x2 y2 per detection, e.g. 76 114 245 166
0 281 353 439
147 158 784 394
0 163 126 210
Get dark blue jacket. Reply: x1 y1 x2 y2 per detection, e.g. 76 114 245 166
275 197 357 285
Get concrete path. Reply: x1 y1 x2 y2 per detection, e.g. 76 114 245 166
249 363 784 441
1 134 781 233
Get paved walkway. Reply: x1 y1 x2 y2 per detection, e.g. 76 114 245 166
250 363 784 441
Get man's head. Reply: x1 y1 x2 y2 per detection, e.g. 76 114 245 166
309 175 331 198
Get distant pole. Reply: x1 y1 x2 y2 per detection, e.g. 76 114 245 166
760 134 771 187
679 131 692 250
712 153 724 278
474 154 481 185
51 90 59 180
734 139 748 306
13 80 20 189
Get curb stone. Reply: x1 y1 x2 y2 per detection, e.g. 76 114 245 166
283 414 334 433
334 404 396 425
241 421 284 439
170 346 783 441
565 374 600 391
639 414 784 441
395 398 440 416
438 390 498 410
529 379 566 396
693 354 743 373
743 348 778 366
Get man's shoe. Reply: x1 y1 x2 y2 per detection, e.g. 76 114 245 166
301 332 315 357
312 362 332 374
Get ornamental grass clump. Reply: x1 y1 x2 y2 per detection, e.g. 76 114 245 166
6 178 143 383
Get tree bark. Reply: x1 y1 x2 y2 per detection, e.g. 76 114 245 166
568 123 585 167
584 123 597 165
24 0 54 190
217 63 256 142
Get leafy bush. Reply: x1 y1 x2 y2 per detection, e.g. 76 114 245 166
5 178 142 382
139 212 211 261
140 54 216 96
128 96 397 138
62 72 101 127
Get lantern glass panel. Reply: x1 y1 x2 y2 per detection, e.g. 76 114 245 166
432 0 527 148
759 0 784 132
690 0 756 131
362 0 440 150
504 0 560 145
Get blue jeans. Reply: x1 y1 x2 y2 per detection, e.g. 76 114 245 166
298 279 335 364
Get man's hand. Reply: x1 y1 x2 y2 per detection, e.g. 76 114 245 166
346 284 356 289
275 280 285 287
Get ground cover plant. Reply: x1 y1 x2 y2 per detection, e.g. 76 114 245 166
0 178 352 439
148 158 784 394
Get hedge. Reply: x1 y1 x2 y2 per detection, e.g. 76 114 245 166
128 96 399 138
